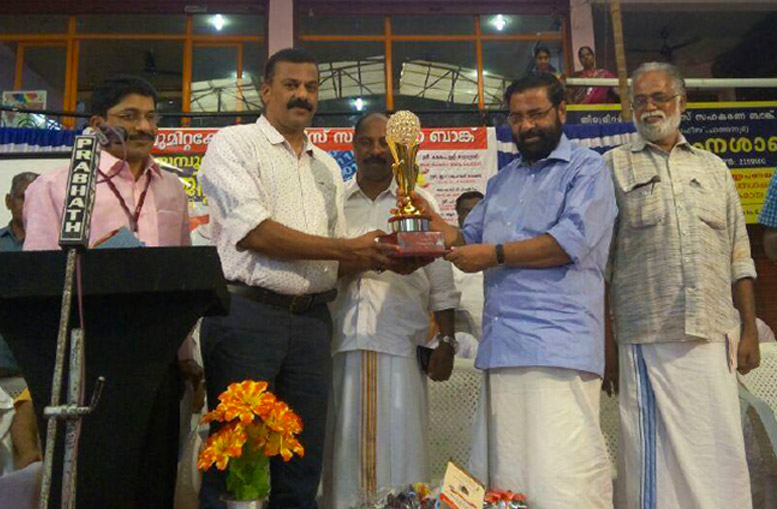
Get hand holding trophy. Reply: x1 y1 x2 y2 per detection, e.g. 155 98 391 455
379 110 447 257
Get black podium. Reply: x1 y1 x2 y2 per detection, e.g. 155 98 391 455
0 247 229 508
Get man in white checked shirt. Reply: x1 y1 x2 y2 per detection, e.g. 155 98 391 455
605 62 760 508
323 113 460 509
198 49 398 509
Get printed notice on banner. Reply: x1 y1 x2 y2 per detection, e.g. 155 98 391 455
439 461 486 509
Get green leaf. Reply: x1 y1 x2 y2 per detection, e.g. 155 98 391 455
226 444 271 501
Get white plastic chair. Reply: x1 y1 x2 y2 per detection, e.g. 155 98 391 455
427 358 483 481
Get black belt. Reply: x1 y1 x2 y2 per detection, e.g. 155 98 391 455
227 282 337 314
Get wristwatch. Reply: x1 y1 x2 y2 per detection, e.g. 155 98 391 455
495 244 505 265
437 334 459 353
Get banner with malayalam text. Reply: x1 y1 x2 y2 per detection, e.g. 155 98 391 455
150 126 498 243
565 101 777 223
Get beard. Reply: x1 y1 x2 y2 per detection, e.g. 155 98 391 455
513 116 564 163
635 109 681 142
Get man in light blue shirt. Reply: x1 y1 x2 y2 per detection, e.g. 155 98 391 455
408 73 617 507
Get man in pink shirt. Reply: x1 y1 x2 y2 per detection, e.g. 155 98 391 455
24 87 190 250
22 75 200 507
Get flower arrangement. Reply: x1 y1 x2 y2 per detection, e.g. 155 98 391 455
197 380 305 501
361 484 529 509
484 489 528 508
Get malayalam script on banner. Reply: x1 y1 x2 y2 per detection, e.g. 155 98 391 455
151 126 498 242
567 101 777 223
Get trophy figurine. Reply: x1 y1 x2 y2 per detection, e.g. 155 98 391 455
380 110 447 257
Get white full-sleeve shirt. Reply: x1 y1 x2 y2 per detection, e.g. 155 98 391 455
331 179 460 358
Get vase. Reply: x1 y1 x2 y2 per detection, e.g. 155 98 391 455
224 498 267 509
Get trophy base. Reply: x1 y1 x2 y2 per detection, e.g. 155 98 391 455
380 216 447 258
389 215 431 233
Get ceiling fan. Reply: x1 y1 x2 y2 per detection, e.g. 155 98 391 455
630 26 701 62
142 50 182 77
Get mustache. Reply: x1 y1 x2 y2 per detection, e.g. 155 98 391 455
287 98 314 111
519 128 543 141
640 111 666 122
127 133 156 142
364 156 387 165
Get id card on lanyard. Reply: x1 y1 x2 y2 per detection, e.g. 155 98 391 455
99 168 152 234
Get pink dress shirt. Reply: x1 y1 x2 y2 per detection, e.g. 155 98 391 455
23 151 190 250
22 150 195 359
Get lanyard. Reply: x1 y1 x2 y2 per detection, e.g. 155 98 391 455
98 169 152 233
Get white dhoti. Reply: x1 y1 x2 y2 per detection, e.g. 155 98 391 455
470 367 613 509
323 350 428 509
617 341 751 509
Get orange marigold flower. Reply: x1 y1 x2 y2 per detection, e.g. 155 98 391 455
264 430 305 462
197 423 247 471
201 406 226 425
198 380 306 468
218 381 273 425
264 401 303 435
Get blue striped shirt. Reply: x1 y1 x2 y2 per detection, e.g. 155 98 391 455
759 169 777 228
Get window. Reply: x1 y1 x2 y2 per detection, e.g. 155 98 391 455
19 45 67 111
193 14 264 36
0 15 68 34
592 5 776 101
300 40 386 123
297 14 383 36
482 41 564 106
0 43 17 99
0 12 265 126
392 41 479 110
76 15 186 34
296 10 567 122
479 14 562 35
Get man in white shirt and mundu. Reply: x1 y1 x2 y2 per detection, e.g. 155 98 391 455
198 49 398 509
323 113 460 508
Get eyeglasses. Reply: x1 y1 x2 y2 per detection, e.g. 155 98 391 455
631 93 680 109
507 105 556 126
109 110 163 125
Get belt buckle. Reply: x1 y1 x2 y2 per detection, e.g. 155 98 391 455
289 294 313 314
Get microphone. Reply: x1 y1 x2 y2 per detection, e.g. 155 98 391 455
84 124 128 147
59 134 100 249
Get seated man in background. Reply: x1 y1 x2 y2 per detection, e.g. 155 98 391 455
451 190 485 358
1 172 37 252
0 172 38 390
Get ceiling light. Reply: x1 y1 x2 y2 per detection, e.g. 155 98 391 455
352 97 365 111
211 14 225 31
493 14 507 31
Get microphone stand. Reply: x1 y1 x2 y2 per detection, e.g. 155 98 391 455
38 133 107 509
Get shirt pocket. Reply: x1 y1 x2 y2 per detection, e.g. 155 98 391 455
522 189 565 234
156 209 184 245
689 176 726 230
315 180 340 234
620 175 665 228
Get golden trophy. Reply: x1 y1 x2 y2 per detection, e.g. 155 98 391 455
380 110 447 257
